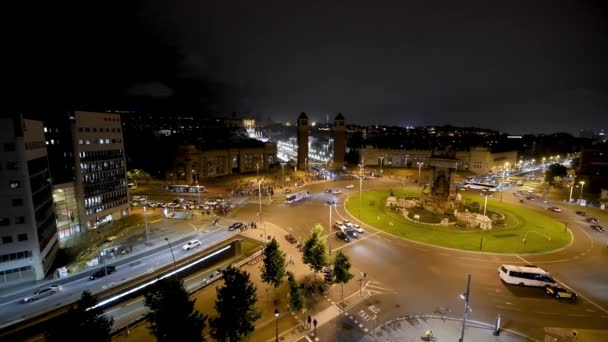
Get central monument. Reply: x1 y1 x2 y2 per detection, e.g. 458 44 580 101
422 148 459 214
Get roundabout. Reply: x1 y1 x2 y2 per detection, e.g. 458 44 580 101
344 189 572 254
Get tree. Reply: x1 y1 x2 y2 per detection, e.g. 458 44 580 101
286 271 305 312
144 277 207 342
210 266 261 341
261 237 287 288
46 291 113 342
332 251 354 306
302 224 329 278
545 163 567 185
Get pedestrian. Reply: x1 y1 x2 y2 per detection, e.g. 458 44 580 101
313 318 317 332
319 285 324 295
307 315 311 329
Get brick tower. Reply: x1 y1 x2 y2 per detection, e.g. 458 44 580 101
333 113 345 168
297 112 309 171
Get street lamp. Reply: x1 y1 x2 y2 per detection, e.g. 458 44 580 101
143 195 150 245
379 156 384 176
280 162 285 185
274 308 279 342
481 190 490 216
579 181 585 201
164 238 177 270
259 180 266 242
459 274 472 342
96 231 109 286
417 162 424 198
326 201 336 255
568 184 577 203
256 162 260 179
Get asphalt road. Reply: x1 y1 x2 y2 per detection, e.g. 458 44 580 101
0 226 234 328
251 177 608 341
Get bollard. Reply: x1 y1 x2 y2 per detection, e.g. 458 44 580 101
493 314 501 336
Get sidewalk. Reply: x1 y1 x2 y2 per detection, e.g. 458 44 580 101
366 316 532 342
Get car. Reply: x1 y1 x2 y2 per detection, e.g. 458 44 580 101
282 189 292 194
513 191 522 197
334 221 347 231
525 196 535 201
90 265 117 280
324 189 332 193
228 222 243 231
285 234 297 243
548 207 562 213
23 285 62 303
350 223 364 234
336 231 351 242
345 184 355 189
345 228 359 239
182 239 202 251
575 211 587 217
332 190 342 195
342 220 353 227
591 225 605 233
205 200 217 206
586 217 599 224
544 285 577 300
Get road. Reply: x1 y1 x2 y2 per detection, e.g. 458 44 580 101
0 225 236 329
249 177 608 341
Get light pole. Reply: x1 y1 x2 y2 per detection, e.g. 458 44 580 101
482 190 489 216
459 274 471 342
274 308 279 342
579 181 585 201
417 162 423 198
327 201 336 255
379 156 384 176
259 180 266 242
144 195 150 245
569 184 576 203
164 238 177 270
256 162 260 179
281 162 285 185
96 231 109 286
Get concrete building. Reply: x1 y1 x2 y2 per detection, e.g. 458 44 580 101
72 111 129 230
333 113 345 168
576 145 608 194
0 115 58 285
168 140 277 183
297 112 309 171
359 147 517 176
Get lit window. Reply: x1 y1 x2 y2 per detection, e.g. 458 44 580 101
9 180 20 189
44 127 48 132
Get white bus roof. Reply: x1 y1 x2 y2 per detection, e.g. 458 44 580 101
501 264 549 274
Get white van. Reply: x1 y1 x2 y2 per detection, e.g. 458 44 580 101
498 264 556 287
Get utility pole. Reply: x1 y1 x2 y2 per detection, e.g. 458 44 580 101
459 274 471 342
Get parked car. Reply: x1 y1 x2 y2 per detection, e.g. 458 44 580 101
345 184 355 189
350 223 364 234
334 221 347 231
285 234 298 244
548 207 562 213
23 285 62 303
591 225 605 233
228 222 243 231
586 217 599 224
575 211 587 216
90 265 117 280
182 239 202 251
342 220 353 227
544 285 577 300
332 190 342 195
336 231 351 242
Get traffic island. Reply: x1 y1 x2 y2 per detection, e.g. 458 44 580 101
345 189 571 254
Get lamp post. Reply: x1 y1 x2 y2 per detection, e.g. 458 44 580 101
143 195 150 245
274 308 279 342
481 190 490 216
417 162 424 198
357 163 364 218
256 162 259 179
579 181 585 201
379 156 384 176
569 184 575 203
327 201 336 255
164 238 177 270
459 274 472 342
259 180 266 242
281 162 285 185
96 231 109 286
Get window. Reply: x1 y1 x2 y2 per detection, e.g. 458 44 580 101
18 234 28 241
2 236 13 244
15 216 25 224
9 180 21 189
12 198 24 207
78 127 83 132
0 218 9 226
4 143 16 152
6 161 18 170
85 128 90 132
93 128 97 132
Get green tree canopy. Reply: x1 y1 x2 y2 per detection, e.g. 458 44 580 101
302 224 329 276
144 277 207 342
545 163 567 185
210 266 261 341
46 290 113 342
332 251 354 305
261 237 287 288
286 271 305 312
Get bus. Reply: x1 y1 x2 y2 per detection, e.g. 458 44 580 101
285 191 310 204
168 185 206 193
498 264 556 287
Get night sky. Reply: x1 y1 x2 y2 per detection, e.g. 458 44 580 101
5 0 608 133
